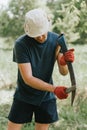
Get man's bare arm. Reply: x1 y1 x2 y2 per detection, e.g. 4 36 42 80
57 53 68 75
18 63 55 92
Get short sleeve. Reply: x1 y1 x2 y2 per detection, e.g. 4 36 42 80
13 41 30 63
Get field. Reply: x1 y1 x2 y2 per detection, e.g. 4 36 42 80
0 37 87 130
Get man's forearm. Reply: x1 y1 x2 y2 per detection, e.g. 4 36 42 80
24 75 55 92
58 64 68 75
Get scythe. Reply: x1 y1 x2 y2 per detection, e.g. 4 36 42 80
57 34 76 106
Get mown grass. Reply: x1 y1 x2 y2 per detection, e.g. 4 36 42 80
0 37 87 130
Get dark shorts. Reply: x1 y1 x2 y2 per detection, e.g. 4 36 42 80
8 98 58 124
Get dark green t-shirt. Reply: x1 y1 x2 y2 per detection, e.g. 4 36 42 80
13 32 59 106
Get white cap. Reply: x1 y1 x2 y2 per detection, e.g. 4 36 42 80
24 8 50 37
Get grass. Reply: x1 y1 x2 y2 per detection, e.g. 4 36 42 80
0 37 87 130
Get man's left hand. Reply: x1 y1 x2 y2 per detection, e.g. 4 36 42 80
59 48 74 65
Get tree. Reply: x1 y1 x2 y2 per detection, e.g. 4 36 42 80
74 0 87 44
0 0 46 38
47 0 87 44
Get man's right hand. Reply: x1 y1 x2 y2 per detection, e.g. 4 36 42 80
54 86 68 99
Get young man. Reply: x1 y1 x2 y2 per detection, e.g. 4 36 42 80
7 8 74 130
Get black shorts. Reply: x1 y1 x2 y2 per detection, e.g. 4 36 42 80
8 98 58 124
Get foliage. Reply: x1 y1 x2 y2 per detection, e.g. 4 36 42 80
0 104 10 130
74 0 87 44
0 0 87 44
47 0 87 44
0 0 46 39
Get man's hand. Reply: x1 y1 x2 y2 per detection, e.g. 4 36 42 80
54 86 68 99
59 48 74 66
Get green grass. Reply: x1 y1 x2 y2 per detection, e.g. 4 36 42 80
0 37 87 130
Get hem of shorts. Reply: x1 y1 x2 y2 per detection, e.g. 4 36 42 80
8 118 32 124
35 119 59 124
8 118 58 124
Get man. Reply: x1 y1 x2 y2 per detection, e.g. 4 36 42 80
7 8 74 130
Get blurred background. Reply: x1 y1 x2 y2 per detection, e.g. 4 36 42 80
0 0 87 130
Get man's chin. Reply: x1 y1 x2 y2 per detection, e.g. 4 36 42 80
37 39 47 43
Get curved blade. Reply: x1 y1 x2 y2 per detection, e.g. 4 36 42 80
67 62 76 106
57 34 76 106
71 87 76 105
66 83 76 106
